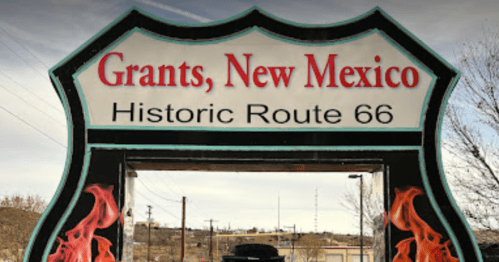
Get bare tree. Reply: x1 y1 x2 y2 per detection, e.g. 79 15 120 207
341 178 384 261
1 194 47 213
342 179 384 234
296 235 325 262
444 26 499 234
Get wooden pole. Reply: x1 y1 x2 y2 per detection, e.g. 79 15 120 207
216 230 219 262
360 176 364 262
181 197 186 262
204 219 217 262
147 205 152 262
209 222 213 262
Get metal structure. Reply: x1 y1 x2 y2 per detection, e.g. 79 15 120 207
349 174 364 262
23 6 482 262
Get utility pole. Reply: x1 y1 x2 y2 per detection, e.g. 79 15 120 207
147 205 152 262
181 196 186 262
315 188 318 233
349 174 364 262
278 193 280 246
284 224 296 260
205 219 218 262
360 177 363 262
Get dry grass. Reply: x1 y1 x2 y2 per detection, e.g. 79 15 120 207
0 207 41 262
131 228 373 262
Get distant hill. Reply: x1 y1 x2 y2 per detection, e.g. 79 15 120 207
0 206 40 227
0 207 41 262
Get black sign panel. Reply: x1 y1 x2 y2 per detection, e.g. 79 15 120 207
24 7 481 262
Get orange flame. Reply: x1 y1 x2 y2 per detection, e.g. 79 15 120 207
390 187 459 262
94 236 116 262
47 184 119 262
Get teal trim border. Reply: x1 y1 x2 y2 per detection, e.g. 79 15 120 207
23 73 74 262
436 73 483 260
41 148 92 262
48 7 134 75
142 6 378 28
380 7 480 256
418 151 465 261
87 126 422 132
89 143 422 151
70 7 436 133
374 7 482 261
375 8 459 77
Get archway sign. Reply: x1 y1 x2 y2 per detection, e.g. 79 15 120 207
25 6 481 262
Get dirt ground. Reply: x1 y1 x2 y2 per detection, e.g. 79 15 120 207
132 226 372 262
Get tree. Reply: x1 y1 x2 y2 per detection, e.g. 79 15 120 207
342 178 384 235
296 235 325 262
1 194 47 213
0 194 46 262
341 177 384 262
443 26 499 234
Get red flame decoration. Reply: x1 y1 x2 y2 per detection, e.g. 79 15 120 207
390 187 459 262
47 184 119 262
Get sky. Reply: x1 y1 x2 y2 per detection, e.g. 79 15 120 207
1 0 498 234
133 170 376 234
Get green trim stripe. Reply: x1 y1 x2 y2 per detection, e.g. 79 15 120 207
23 70 74 262
376 7 480 260
418 151 465 261
136 6 380 28
88 125 421 132
375 8 460 74
49 7 134 76
42 148 93 262
88 144 422 151
436 72 483 261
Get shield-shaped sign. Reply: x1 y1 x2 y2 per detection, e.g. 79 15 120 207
25 7 481 262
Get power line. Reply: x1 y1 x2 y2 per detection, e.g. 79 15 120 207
0 105 66 148
142 173 181 201
0 23 51 69
187 197 211 219
0 84 65 128
163 171 213 223
0 37 51 82
156 171 211 220
143 173 207 226
165 172 187 196
151 171 184 199
135 190 205 229
137 171 209 228
138 173 210 226
0 70 63 114
136 177 181 203
135 190 180 220
153 171 216 223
